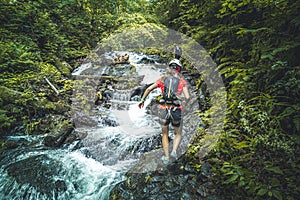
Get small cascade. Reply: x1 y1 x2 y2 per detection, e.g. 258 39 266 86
0 51 200 199
111 90 132 101
109 89 132 110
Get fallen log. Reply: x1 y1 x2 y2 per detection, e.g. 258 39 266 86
44 77 60 95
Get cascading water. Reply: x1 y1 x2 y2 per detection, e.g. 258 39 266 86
0 52 171 200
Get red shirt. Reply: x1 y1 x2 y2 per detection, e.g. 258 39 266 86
156 76 187 95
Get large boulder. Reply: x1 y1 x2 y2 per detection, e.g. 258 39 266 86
43 116 74 147
5 154 67 197
110 157 218 200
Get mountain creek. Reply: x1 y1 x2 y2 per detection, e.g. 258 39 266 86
0 52 218 200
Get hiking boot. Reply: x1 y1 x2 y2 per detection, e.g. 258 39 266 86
161 156 169 164
170 151 177 159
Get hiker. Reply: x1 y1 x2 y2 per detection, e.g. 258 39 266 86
174 46 182 59
132 46 182 101
138 59 190 164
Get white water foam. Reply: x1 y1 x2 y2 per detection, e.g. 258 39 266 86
59 151 124 200
71 62 92 75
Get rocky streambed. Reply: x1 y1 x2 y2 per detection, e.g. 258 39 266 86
0 51 217 199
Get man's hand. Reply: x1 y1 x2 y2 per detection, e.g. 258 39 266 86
138 102 144 109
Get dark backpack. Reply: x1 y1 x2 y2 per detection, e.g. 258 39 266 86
162 76 180 105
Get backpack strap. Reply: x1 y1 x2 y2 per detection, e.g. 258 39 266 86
160 75 181 106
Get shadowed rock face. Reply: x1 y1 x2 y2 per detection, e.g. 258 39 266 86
6 154 67 196
110 156 216 200
129 82 154 100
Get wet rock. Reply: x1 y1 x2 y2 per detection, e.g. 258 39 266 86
201 162 212 178
43 118 74 147
110 163 219 200
93 55 114 67
73 112 98 128
6 154 67 197
54 179 68 192
64 130 88 145
80 127 162 165
79 54 130 76
110 166 192 199
114 75 142 90
124 134 162 155
137 54 166 64
83 52 113 66
80 64 106 75
98 117 118 127
103 64 133 77
129 83 153 101
3 140 19 149
36 113 72 135
137 56 156 64
0 140 19 156
127 150 161 173
184 163 196 173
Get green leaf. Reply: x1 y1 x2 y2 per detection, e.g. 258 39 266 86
257 188 268 196
234 141 249 149
228 3 236 11
271 178 281 187
224 173 239 184
272 190 283 200
265 166 283 175
268 191 273 197
293 117 300 132
238 180 246 187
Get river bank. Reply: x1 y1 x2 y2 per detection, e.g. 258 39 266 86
0 51 216 199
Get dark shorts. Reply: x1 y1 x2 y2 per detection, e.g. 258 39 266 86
158 106 182 127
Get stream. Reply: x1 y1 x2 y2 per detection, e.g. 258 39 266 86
0 52 200 199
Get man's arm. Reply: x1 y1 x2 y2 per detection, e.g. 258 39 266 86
138 83 158 108
183 86 190 100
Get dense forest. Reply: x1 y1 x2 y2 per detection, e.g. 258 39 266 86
1 0 299 199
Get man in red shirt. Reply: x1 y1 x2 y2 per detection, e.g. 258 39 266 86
138 59 190 164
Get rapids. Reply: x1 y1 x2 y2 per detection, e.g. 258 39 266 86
0 52 184 199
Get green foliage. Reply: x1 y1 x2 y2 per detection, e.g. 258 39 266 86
0 0 156 134
1 0 299 198
0 40 40 73
0 109 16 130
152 0 300 198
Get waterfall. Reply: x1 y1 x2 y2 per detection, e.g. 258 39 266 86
0 52 168 200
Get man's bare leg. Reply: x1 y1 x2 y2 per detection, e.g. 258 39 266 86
172 126 182 154
161 125 169 159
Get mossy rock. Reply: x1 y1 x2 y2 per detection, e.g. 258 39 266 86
43 117 74 147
